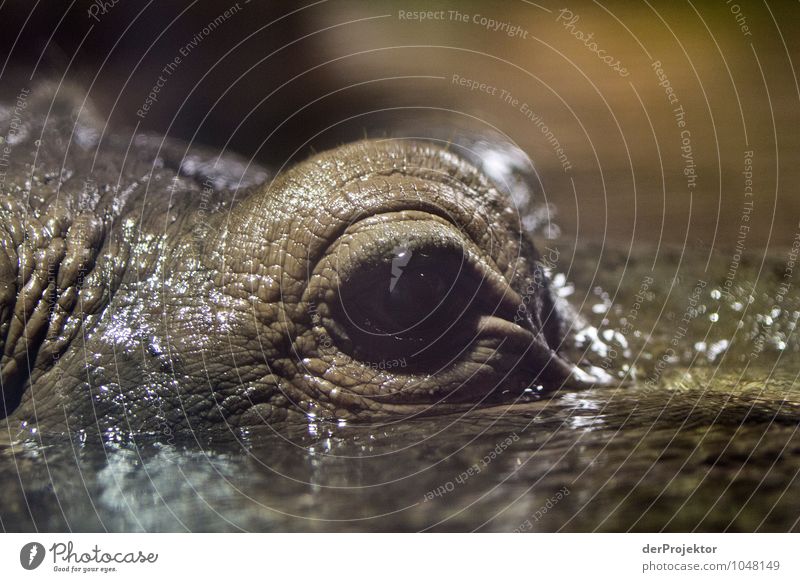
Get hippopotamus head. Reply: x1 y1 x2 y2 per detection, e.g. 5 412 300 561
0 92 593 435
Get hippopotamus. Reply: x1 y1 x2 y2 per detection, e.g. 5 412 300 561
0 88 595 437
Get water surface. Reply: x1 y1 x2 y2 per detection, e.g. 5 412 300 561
2 243 799 532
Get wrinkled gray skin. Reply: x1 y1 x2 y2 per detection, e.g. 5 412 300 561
1 89 590 437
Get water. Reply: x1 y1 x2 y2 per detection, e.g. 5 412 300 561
3 242 798 532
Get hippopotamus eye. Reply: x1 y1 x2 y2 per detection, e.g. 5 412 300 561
366 249 465 333
333 244 482 363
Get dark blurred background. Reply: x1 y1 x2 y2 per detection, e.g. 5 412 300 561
1 0 798 251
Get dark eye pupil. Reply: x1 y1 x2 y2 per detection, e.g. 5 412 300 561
340 247 467 338
385 263 451 330
332 244 481 363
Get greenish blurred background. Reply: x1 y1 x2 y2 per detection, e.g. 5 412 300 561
2 0 798 250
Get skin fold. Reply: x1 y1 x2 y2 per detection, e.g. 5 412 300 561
1 88 593 438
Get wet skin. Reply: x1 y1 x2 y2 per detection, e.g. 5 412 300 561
1 89 590 437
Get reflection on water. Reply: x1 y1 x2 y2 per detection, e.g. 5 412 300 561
2 370 798 532
3 245 798 532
